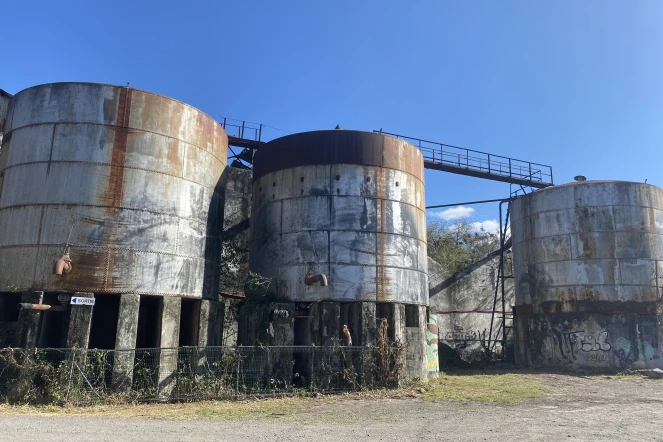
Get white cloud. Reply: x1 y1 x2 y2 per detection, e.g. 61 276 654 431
469 219 500 234
432 205 475 221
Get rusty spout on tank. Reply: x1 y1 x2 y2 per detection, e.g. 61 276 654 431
54 244 72 275
305 271 328 287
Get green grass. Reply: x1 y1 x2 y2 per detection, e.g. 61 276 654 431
422 371 546 404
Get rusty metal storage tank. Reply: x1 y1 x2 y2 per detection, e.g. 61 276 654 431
0 82 227 298
245 130 430 380
511 180 663 369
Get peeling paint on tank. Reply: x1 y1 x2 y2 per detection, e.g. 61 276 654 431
0 83 227 296
250 131 427 305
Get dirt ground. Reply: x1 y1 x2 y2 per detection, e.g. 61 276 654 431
1 373 662 441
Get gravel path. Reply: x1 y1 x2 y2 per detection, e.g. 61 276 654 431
1 374 662 441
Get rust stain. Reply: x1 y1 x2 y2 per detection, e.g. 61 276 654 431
167 137 183 176
100 87 132 288
253 131 425 184
195 110 214 152
103 87 132 208
376 166 387 302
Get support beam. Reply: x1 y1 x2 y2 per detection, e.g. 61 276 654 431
360 302 377 347
18 291 43 349
320 302 340 346
66 292 94 349
157 296 181 400
404 305 428 381
112 294 140 392
198 300 224 347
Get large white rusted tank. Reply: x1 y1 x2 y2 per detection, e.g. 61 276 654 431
250 130 428 305
0 82 227 297
511 180 663 369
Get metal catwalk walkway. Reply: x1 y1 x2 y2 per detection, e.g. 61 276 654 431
221 119 554 189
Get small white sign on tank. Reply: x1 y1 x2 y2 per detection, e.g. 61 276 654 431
70 297 95 306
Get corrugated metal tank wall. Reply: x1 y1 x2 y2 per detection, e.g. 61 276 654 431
511 180 663 369
250 130 428 305
0 82 227 298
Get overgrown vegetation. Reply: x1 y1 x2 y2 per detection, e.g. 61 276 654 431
0 342 407 406
427 219 500 276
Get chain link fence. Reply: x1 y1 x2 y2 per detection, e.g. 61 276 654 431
0 345 405 405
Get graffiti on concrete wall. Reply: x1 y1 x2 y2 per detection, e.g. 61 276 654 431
539 320 662 369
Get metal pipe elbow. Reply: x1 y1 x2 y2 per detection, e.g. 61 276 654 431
54 258 72 275
305 272 328 287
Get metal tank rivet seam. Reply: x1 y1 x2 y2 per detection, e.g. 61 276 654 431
2 122 228 165
0 160 223 191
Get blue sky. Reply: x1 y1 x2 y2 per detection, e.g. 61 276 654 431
3 1 662 230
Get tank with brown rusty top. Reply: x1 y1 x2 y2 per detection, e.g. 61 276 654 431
0 82 227 297
250 130 428 305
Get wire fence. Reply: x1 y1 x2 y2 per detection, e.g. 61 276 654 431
0 345 405 405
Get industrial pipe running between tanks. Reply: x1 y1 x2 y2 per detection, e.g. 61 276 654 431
305 271 328 287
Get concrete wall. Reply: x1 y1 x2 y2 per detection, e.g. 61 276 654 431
429 251 515 366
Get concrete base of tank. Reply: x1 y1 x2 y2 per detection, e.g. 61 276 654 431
0 291 235 395
238 300 429 382
514 309 663 370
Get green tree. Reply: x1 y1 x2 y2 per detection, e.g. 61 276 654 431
427 219 500 276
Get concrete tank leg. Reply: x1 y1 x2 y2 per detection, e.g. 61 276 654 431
66 292 94 349
405 305 428 382
157 296 181 400
196 300 225 375
65 292 94 388
198 299 224 347
394 304 406 344
320 302 340 346
18 291 43 349
360 302 377 347
426 312 440 379
112 294 140 392
376 303 406 343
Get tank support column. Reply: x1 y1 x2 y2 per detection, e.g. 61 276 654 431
360 302 377 347
320 302 340 346
405 305 428 381
18 291 44 349
66 292 94 349
157 296 181 400
112 294 140 392
196 299 225 374
376 303 405 343
197 299 224 347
